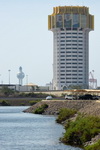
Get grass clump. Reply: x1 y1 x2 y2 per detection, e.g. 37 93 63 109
85 140 100 150
34 104 48 114
56 108 77 123
61 114 100 146
0 100 10 106
29 100 40 106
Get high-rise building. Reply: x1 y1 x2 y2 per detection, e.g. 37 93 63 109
48 6 94 90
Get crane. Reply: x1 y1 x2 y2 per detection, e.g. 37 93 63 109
89 70 97 89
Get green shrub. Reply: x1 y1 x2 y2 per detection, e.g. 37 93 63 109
85 140 100 150
29 101 37 105
34 104 48 114
21 103 25 106
56 108 77 123
1 100 10 106
62 115 100 146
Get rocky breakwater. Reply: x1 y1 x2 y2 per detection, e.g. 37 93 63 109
23 100 100 116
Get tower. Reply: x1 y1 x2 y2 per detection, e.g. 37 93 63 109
17 66 25 85
48 6 94 90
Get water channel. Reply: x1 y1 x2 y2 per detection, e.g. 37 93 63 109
0 106 83 150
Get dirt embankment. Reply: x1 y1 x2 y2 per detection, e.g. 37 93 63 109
24 100 100 116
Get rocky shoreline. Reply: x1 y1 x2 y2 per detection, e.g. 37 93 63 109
24 100 100 116
24 99 100 149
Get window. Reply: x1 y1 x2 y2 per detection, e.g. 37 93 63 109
60 40 65 42
60 66 65 68
72 55 77 57
66 40 71 42
66 81 71 83
61 81 65 83
66 74 71 76
61 55 65 57
72 81 77 83
72 70 77 72
72 59 77 61
60 51 65 53
66 48 71 49
72 44 77 46
66 66 71 68
66 36 71 38
79 55 83 57
61 48 65 49
72 33 77 34
66 51 71 53
72 40 77 42
61 37 65 38
60 44 65 46
66 55 71 57
66 59 71 61
61 63 65 65
79 37 83 38
72 51 77 53
60 59 65 61
66 44 71 46
61 33 65 35
66 33 71 34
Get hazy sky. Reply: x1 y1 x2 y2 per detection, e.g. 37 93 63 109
0 0 100 86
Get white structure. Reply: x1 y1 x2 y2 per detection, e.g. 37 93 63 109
17 66 25 85
48 6 94 90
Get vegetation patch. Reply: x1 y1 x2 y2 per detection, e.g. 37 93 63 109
56 108 77 123
85 140 100 150
34 104 48 114
0 100 10 106
61 114 100 147
29 100 40 106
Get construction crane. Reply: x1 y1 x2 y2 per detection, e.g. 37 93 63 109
89 70 97 89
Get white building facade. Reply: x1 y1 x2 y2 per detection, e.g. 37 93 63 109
48 6 94 90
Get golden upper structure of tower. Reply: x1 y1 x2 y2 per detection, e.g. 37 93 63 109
48 6 94 30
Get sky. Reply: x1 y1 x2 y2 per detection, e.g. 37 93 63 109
0 0 100 86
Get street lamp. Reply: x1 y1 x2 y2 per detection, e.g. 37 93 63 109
8 69 11 85
26 75 28 91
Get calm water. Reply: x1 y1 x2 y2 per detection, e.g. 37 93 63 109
0 106 82 150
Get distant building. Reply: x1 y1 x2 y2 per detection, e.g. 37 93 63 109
48 6 94 90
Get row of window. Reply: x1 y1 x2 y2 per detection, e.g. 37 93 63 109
60 74 83 76
60 52 83 57
60 44 83 46
60 66 83 68
60 48 83 49
60 32 83 35
60 63 83 64
60 78 83 80
60 51 83 53
60 40 83 42
60 59 83 61
60 36 83 38
60 81 83 83
60 70 83 72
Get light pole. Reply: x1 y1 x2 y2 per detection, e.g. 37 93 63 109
26 75 28 91
8 69 11 85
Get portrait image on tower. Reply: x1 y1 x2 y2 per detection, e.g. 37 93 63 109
48 6 94 90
